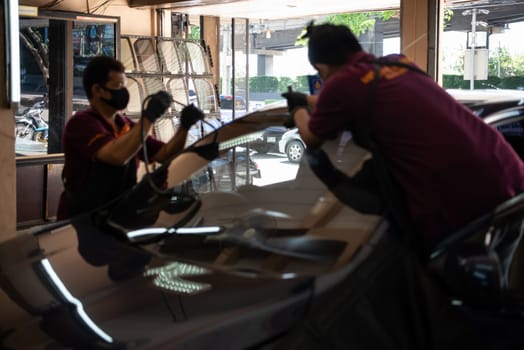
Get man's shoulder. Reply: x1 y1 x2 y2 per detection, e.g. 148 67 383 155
67 108 104 126
65 108 106 136
116 114 135 126
380 53 405 60
71 107 100 119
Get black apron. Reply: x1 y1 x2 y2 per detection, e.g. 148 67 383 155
63 158 137 218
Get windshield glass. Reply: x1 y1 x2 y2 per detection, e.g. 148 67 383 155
101 106 382 275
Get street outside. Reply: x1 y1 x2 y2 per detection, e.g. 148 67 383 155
251 152 300 187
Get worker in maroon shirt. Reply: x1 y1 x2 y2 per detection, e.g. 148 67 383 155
57 56 204 220
282 23 524 250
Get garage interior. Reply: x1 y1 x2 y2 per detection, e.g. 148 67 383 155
2 0 524 349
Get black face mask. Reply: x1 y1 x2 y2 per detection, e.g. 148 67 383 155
101 86 130 110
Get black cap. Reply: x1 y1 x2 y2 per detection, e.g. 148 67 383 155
304 22 362 66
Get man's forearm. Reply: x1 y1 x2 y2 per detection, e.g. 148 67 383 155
294 108 322 149
153 127 189 163
307 95 318 108
96 118 154 165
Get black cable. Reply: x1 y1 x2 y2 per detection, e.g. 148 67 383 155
39 0 65 9
160 291 177 322
139 96 219 196
200 118 220 143
90 0 113 13
177 294 188 320
140 94 172 196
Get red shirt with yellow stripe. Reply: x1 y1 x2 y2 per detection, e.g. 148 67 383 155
309 51 524 245
57 107 164 219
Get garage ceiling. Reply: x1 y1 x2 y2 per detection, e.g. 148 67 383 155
128 0 400 20
445 0 524 30
128 0 524 21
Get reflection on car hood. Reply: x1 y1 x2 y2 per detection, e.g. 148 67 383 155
0 102 385 349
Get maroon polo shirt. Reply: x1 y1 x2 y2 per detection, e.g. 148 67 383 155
57 108 164 219
310 51 524 243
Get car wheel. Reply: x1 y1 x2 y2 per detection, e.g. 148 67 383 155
286 140 304 163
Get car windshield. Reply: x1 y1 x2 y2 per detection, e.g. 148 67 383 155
100 103 382 276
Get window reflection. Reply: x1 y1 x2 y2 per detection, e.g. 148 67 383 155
73 23 115 112
17 19 49 155
16 14 117 157
442 2 524 92
191 129 299 193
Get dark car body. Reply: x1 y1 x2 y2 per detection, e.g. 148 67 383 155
0 103 382 349
2 99 524 349
192 146 261 192
220 95 246 110
250 125 288 154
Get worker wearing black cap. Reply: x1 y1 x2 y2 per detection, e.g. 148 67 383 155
282 22 524 251
278 22 517 350
57 56 206 220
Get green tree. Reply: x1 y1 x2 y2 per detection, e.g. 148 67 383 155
443 50 465 75
488 47 512 77
294 75 310 93
443 8 454 25
278 77 294 92
488 48 524 77
189 25 200 40
249 76 279 92
326 11 397 36
295 11 398 46
513 56 524 76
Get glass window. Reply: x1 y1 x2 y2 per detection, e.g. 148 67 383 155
217 12 399 163
442 2 524 93
73 23 116 108
121 34 219 147
218 13 399 117
175 111 303 194
233 18 249 118
16 13 118 156
16 18 50 153
105 105 376 238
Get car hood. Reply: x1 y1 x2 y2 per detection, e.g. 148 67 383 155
447 88 524 106
0 103 385 349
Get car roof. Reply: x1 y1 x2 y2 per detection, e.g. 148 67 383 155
447 89 524 106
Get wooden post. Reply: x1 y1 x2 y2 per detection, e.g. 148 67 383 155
401 0 442 82
201 16 220 93
0 2 18 241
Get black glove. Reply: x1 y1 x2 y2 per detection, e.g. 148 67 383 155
143 91 173 123
281 91 308 113
181 104 204 130
281 91 308 128
188 142 219 161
